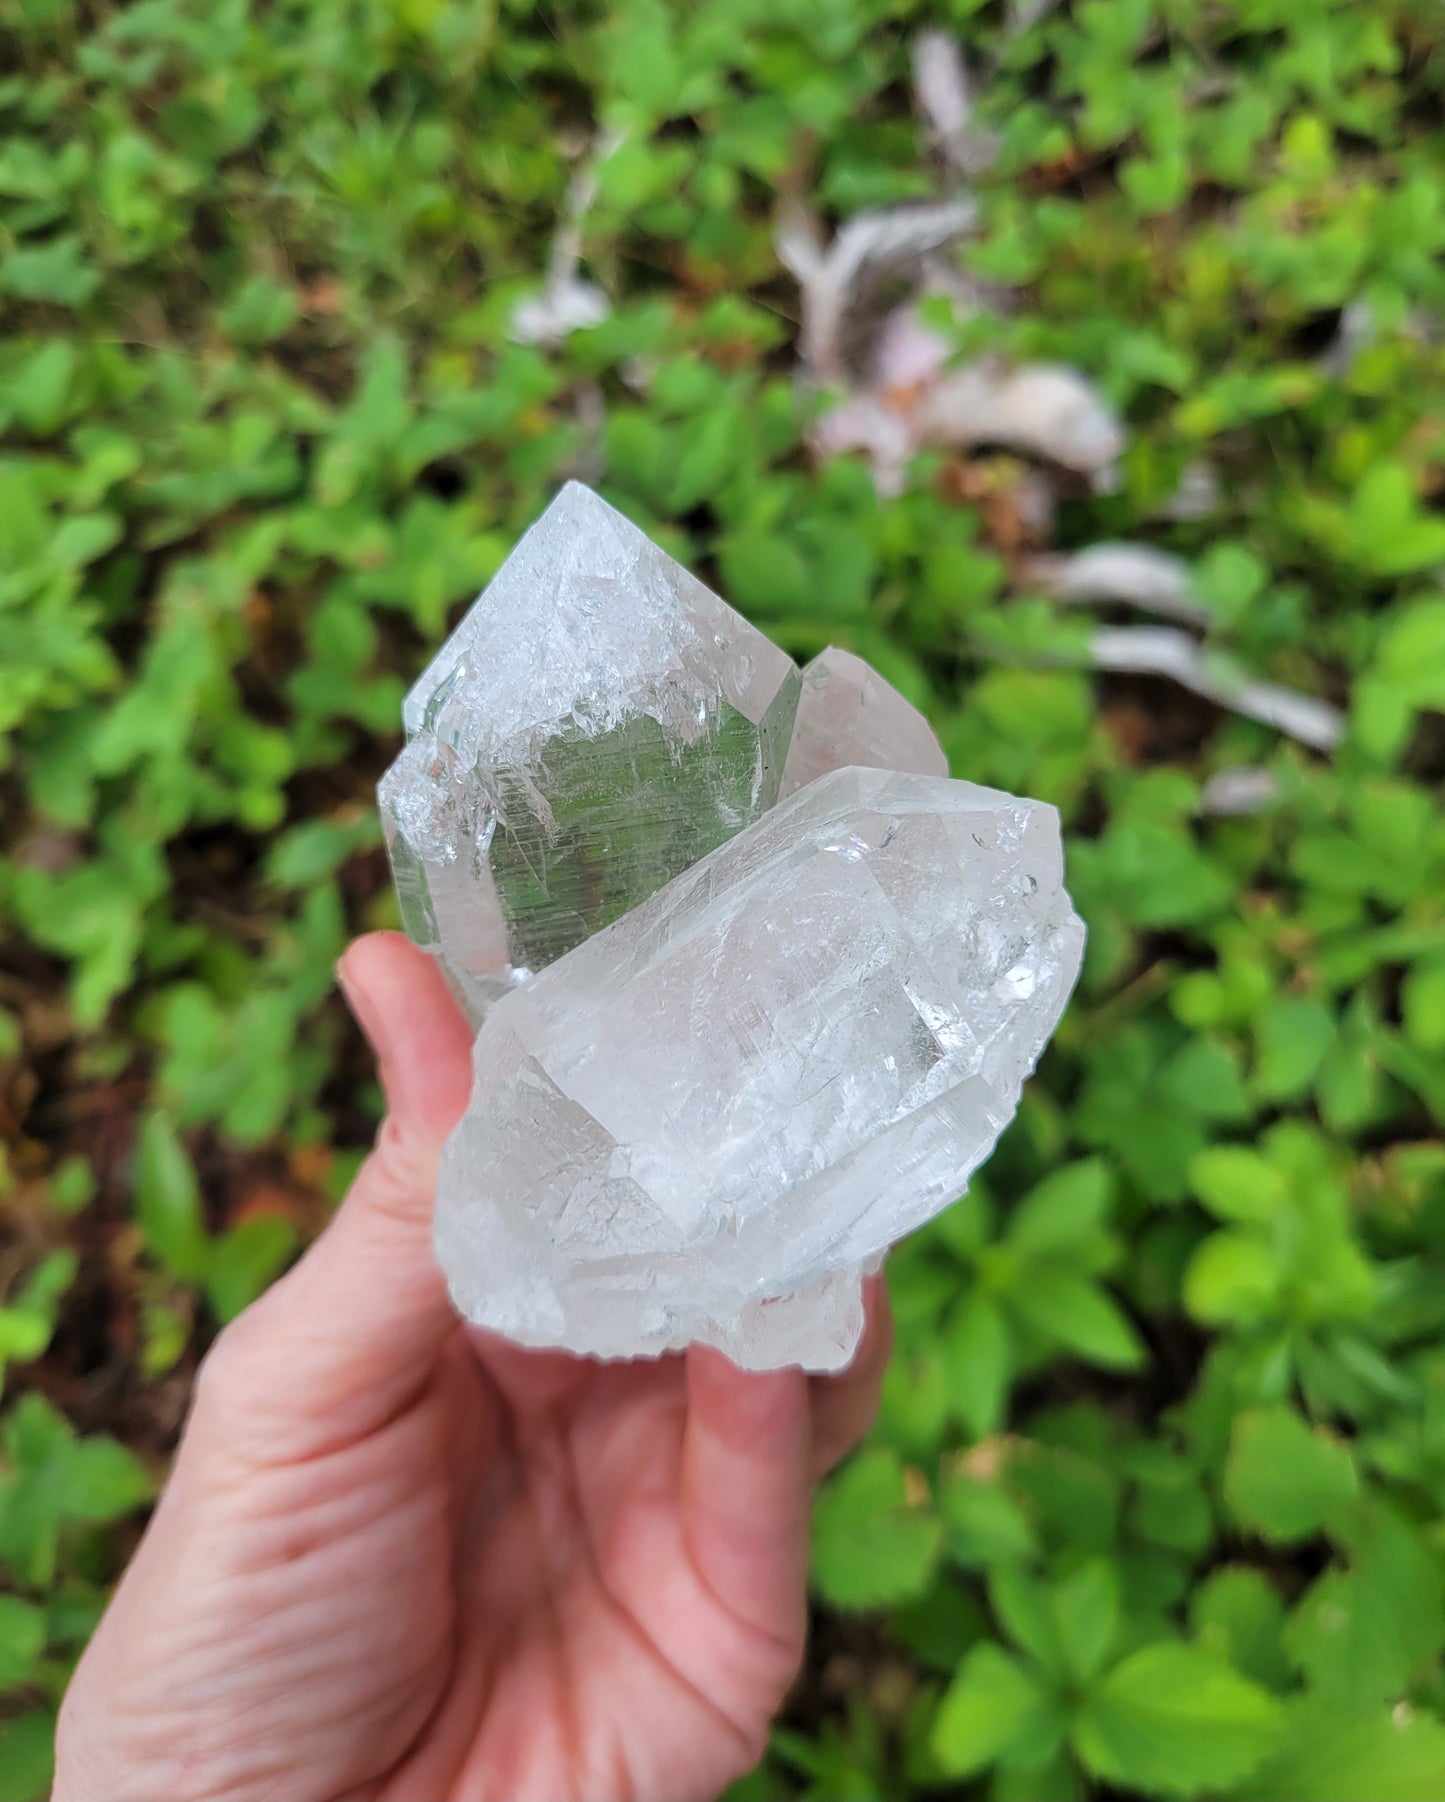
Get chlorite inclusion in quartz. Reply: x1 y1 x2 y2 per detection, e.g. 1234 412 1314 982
379 483 946 1019
436 767 1085 1370
380 482 1083 1370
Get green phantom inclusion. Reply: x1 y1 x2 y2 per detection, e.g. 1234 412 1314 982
377 481 802 1018
483 696 795 975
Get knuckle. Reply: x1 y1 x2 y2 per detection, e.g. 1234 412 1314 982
358 1114 438 1227
189 1313 262 1417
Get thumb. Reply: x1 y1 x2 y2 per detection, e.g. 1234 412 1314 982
197 932 476 1460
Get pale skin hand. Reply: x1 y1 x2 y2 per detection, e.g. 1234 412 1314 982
54 932 891 1802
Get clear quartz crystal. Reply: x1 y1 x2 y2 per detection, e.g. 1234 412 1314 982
380 482 800 1018
435 767 1085 1372
380 483 947 1020
783 646 948 797
383 483 1080 1370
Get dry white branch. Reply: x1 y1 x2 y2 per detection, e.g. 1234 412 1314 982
776 199 978 379
1013 468 1058 538
510 132 622 346
510 279 611 346
811 298 1125 495
1318 299 1376 380
1090 626 1343 750
1007 0 1061 34
872 303 955 390
912 30 999 175
1025 543 1210 625
813 393 919 497
916 361 1125 484
913 30 971 145
1159 459 1221 522
1198 768 1283 815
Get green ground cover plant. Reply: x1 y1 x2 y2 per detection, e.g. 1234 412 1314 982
2 1 1444 1796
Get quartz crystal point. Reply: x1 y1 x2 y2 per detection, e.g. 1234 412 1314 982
783 646 948 797
436 766 1085 1372
380 482 800 1018
380 482 947 1020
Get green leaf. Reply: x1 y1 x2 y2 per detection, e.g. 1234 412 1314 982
1073 1643 1283 1796
940 1474 1039 1570
1193 543 1267 626
989 1564 1066 1675
0 1249 76 1378
1355 597 1445 757
718 532 809 614
1054 1558 1121 1682
1010 1269 1145 1370
1130 1454 1214 1554
0 1401 72 1585
1238 1699 1445 1802
64 1434 153 1521
204 1215 297 1323
667 406 740 512
139 1299 189 1380
1190 1567 1291 1690
932 1643 1058 1778
992 1751 1085 1802
1158 1037 1251 1124
1 236 97 305
1008 1159 1114 1254
1009 1439 1122 1554
811 1449 942 1610
45 1583 106 1650
0 1710 55 1802
1189 1147 1287 1224
943 1290 1012 1438
0 1311 51 1371
6 337 76 434
933 1187 994 1261
1184 1231 1281 1327
134 1112 210 1284
1224 1408 1358 1543
17 1250 77 1318
0 1395 151 1586
880 1347 950 1455
1284 1507 1445 1709
889 1573 988 1674
1122 148 1190 214
0 1594 45 1686
1253 997 1335 1102
1346 465 1445 577
1402 960 1445 1054
220 273 301 344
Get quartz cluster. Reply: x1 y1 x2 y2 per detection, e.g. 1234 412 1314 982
381 483 1084 1369
381 482 946 1018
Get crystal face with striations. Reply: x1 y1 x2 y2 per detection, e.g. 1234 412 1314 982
380 484 947 1020
381 482 801 1018
436 767 1085 1371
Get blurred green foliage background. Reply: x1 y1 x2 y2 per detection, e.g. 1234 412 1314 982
3 0 1445 1796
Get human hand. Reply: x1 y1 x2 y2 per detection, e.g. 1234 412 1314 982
54 931 890 1802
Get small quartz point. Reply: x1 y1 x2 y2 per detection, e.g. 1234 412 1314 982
436 766 1085 1372
380 483 946 1020
783 646 948 797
